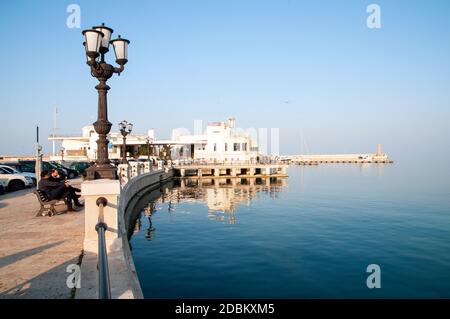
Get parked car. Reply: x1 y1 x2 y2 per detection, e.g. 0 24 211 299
110 159 121 167
19 160 68 179
69 161 90 175
0 164 36 185
0 162 35 174
0 167 34 191
0 179 7 195
50 161 79 179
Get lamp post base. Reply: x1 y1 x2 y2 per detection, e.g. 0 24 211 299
85 165 118 181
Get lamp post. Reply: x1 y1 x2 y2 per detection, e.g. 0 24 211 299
119 120 133 164
35 126 43 187
146 137 153 171
82 23 130 180
146 137 152 162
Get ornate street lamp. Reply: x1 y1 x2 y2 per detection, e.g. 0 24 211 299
146 137 154 171
82 23 130 180
119 120 133 164
145 137 152 162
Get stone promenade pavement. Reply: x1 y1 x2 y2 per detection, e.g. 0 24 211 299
0 179 84 299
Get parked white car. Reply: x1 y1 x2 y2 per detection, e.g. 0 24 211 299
0 178 7 194
0 165 36 184
0 166 34 192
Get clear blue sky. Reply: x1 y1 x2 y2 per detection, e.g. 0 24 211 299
1 0 450 161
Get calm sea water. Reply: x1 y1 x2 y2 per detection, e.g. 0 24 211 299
129 164 450 298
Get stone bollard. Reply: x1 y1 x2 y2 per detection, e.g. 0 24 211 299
129 162 139 178
144 162 150 173
118 164 130 186
81 179 122 254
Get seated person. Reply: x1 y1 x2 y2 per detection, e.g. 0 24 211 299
49 168 64 182
38 170 83 212
49 169 81 193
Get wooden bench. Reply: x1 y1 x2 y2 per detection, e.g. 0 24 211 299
34 190 65 217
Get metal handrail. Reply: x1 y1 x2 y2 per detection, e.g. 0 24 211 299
95 197 111 299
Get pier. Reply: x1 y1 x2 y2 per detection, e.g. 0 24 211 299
284 156 394 165
172 163 289 178
280 144 394 165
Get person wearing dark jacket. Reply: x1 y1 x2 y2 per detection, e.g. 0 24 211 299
38 170 83 212
49 169 64 183
49 169 82 193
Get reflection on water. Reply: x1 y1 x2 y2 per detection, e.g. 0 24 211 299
131 177 287 237
129 165 450 298
142 203 156 240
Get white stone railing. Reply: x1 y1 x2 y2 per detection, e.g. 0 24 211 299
118 161 171 187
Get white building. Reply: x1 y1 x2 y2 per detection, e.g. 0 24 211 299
171 117 259 163
49 117 260 163
49 125 157 162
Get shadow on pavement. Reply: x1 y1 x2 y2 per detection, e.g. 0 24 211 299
0 241 65 269
0 255 78 299
0 188 34 201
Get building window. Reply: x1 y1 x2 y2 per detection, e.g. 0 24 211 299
225 143 228 152
242 143 247 151
234 143 240 151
